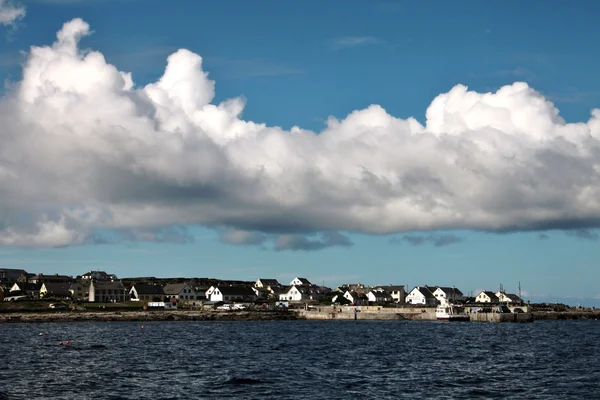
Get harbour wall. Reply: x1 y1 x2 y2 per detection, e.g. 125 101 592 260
296 307 533 322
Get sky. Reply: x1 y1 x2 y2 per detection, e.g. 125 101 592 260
1 0 600 306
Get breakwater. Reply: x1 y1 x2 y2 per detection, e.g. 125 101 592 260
296 306 534 322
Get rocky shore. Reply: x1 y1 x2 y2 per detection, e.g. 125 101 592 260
0 310 300 323
533 311 600 320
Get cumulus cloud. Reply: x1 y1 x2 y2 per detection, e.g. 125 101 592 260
0 0 25 26
1 19 600 248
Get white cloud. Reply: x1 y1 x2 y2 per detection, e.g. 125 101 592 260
330 36 382 49
0 0 25 26
1 18 600 248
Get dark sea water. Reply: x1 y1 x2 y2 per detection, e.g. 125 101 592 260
0 320 599 399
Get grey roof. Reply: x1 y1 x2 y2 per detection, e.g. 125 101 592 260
347 291 368 300
0 269 28 279
132 283 165 295
376 285 404 292
480 291 500 301
436 287 464 296
12 283 41 292
369 290 391 299
295 277 311 285
163 283 189 295
504 293 522 301
92 281 126 290
42 282 72 295
412 286 436 299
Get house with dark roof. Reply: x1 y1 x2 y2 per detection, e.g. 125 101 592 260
40 282 72 299
89 281 129 302
279 284 326 302
405 286 437 306
29 274 73 285
130 284 165 302
69 282 89 301
0 269 29 285
210 286 257 302
79 271 117 282
251 286 271 300
374 285 406 303
496 292 523 305
475 291 500 303
255 278 281 288
163 283 197 302
367 290 392 303
432 286 464 305
290 277 312 286
9 282 41 298
344 290 369 306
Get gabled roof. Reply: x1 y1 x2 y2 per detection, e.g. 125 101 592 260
217 286 256 297
503 293 522 301
410 286 436 299
42 282 72 294
92 281 126 290
292 277 311 285
346 290 368 300
132 283 165 295
163 283 189 295
31 274 72 281
435 287 464 296
369 290 391 298
257 278 280 286
0 269 28 278
479 291 500 301
12 283 41 291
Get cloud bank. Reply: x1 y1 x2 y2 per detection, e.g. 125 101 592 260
1 19 600 249
0 0 25 26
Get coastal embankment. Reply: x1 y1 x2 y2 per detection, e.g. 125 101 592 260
3 308 597 323
0 310 298 323
297 307 535 322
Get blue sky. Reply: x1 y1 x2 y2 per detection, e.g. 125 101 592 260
1 0 600 306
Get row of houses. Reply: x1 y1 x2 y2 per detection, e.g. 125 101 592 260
0 268 523 306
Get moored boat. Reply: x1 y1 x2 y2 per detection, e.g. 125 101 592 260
436 304 470 321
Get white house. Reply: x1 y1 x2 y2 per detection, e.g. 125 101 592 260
205 286 218 299
89 281 129 302
255 278 281 288
344 290 368 306
495 292 523 305
279 284 325 302
405 286 437 306
210 286 257 302
163 283 197 302
129 283 165 302
374 285 405 303
79 270 117 281
367 290 392 303
475 291 500 303
432 287 464 305
290 277 311 286
280 285 310 301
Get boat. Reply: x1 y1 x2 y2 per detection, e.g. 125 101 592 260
436 304 470 321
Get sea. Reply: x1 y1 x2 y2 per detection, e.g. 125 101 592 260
0 320 598 399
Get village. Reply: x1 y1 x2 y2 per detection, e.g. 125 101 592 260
0 268 525 313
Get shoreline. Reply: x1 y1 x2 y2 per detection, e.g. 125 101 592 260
0 310 300 323
0 309 597 323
